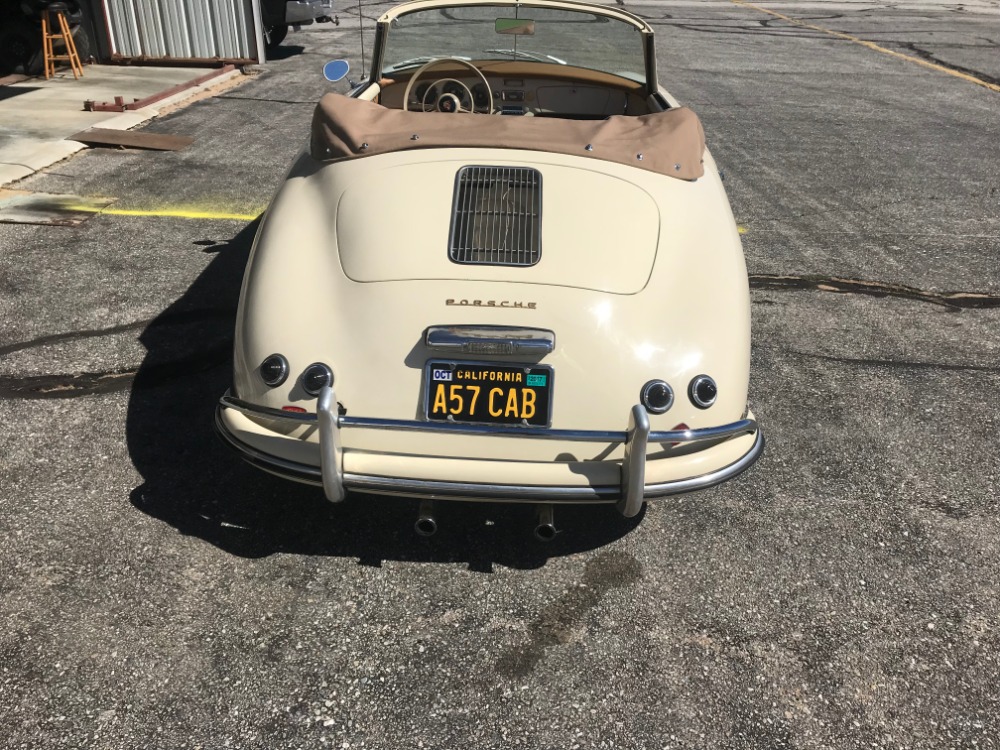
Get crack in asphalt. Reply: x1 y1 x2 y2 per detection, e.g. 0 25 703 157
215 96 318 105
0 307 234 399
0 278 996 400
728 0 1000 93
749 275 1000 310
793 351 1000 375
0 347 230 400
897 41 1000 87
645 18 843 40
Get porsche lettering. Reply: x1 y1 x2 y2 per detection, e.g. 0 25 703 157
446 299 537 309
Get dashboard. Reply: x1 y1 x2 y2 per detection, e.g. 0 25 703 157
378 63 650 119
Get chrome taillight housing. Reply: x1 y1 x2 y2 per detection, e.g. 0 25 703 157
259 354 289 387
302 363 333 396
689 375 717 409
640 379 674 414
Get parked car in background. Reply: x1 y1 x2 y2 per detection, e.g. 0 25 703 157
260 0 336 50
216 0 764 539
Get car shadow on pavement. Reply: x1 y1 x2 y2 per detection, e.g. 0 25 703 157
126 220 641 571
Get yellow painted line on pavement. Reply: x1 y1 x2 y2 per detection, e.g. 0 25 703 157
68 204 261 221
738 225 748 234
731 0 1000 94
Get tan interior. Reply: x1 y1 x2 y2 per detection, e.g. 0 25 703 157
377 61 651 118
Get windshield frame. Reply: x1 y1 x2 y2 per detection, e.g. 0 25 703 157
369 0 657 95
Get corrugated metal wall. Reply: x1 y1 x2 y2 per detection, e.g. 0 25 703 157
103 0 262 62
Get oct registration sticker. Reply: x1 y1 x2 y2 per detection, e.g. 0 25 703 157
425 362 553 426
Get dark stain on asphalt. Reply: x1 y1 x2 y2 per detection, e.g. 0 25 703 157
495 551 642 678
794 352 1000 376
926 499 971 520
749 274 1000 310
0 346 230 399
0 307 234 399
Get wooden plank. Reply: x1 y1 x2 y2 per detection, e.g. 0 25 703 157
68 128 194 151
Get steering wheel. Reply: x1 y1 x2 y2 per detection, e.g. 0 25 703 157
402 58 494 114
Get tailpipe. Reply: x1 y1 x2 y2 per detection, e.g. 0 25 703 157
415 499 438 537
533 504 557 542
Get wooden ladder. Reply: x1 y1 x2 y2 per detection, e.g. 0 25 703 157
42 7 84 80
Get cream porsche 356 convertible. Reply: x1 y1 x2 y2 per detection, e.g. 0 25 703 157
215 0 764 538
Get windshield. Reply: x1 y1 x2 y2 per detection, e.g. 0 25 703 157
380 4 647 83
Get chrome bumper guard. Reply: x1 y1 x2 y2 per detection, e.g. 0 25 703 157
217 387 761 516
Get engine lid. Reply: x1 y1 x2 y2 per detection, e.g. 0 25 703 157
336 158 660 294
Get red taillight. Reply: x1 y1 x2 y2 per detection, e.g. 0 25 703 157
282 405 307 414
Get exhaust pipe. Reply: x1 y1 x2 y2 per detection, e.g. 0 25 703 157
415 499 437 537
533 504 557 542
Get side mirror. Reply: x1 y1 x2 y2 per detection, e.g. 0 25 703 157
323 60 350 82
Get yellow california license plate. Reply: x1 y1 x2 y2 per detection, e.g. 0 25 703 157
425 361 553 426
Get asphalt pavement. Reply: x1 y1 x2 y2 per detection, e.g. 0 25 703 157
1 1 999 748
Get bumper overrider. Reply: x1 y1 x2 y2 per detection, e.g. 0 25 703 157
215 386 763 517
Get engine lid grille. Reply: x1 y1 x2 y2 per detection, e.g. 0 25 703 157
449 166 542 267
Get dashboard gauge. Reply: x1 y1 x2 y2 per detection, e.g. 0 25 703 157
472 83 491 109
442 82 470 108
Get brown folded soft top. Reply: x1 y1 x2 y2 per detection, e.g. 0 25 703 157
311 94 706 180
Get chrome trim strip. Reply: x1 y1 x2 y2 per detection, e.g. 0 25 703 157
346 474 611 500
221 393 318 423
217 406 764 502
219 391 756 445
425 325 555 355
317 386 345 502
619 405 649 517
338 416 756 444
644 430 765 497
345 431 764 502
214 406 323 481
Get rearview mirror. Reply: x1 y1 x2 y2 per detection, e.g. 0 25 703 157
495 18 535 35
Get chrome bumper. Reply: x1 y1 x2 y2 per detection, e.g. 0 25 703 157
216 387 763 517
